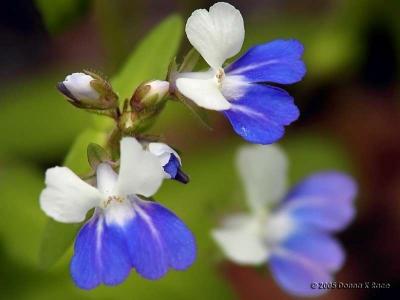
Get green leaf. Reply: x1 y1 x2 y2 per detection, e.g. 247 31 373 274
111 15 183 102
175 92 212 130
87 143 110 169
282 133 354 184
0 164 46 267
38 220 80 270
63 128 108 175
178 48 200 72
34 0 90 34
91 15 183 131
0 73 89 161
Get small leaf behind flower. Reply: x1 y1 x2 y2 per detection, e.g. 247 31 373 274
178 48 200 73
87 143 110 169
175 92 213 130
38 220 80 269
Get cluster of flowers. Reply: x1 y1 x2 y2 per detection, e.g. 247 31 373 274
40 2 357 296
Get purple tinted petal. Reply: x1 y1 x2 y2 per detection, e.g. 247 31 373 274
226 39 306 84
70 214 131 289
285 171 357 203
163 155 189 184
282 172 357 231
163 154 180 178
100 223 132 285
269 249 331 297
223 84 299 144
282 229 344 272
70 216 101 290
141 201 196 270
123 200 196 279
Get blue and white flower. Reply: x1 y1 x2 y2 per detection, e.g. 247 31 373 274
212 145 357 297
40 137 196 289
175 2 306 144
148 142 189 184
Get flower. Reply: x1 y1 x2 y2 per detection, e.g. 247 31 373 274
58 72 100 102
211 145 357 297
39 137 196 289
148 142 189 184
57 71 118 110
175 2 306 144
132 80 170 109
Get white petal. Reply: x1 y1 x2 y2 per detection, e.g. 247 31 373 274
236 145 288 212
176 72 231 111
40 167 102 223
186 2 244 68
63 72 99 100
117 137 164 197
96 163 118 197
148 142 181 166
212 213 268 265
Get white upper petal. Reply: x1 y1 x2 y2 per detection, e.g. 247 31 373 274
212 213 268 265
148 142 181 166
117 137 164 197
96 163 118 197
176 71 232 111
186 2 244 68
39 167 102 223
63 72 99 100
236 145 288 212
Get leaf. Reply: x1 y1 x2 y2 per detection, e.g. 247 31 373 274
38 220 80 270
178 48 200 72
282 133 354 184
111 15 183 102
0 73 89 161
0 164 46 267
63 128 108 175
34 0 90 34
175 92 213 130
87 143 110 169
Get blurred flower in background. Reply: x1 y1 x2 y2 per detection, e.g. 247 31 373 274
212 144 357 297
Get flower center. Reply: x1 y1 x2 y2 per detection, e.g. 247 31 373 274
215 68 225 87
103 195 125 208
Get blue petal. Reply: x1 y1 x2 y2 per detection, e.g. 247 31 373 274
163 155 189 184
269 250 331 297
281 229 344 272
164 154 180 178
223 84 299 144
225 39 306 84
282 172 357 231
123 200 196 280
70 214 132 289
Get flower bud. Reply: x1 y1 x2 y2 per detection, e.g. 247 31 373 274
148 142 189 184
57 71 118 110
131 80 170 111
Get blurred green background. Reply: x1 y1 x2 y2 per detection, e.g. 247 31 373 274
1 0 400 299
